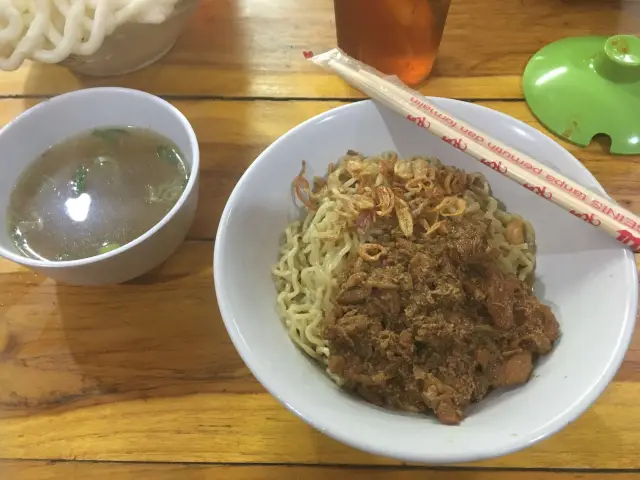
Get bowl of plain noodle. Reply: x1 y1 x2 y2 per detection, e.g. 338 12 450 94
0 0 198 76
213 99 637 463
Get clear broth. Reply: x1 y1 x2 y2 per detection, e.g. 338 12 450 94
7 126 190 261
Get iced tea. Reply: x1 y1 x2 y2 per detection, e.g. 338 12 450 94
333 0 450 86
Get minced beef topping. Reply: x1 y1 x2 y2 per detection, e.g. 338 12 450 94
324 213 559 425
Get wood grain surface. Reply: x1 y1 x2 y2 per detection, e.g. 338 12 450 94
1 461 639 480
0 0 638 99
1 0 639 478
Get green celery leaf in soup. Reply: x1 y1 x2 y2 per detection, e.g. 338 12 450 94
157 145 181 165
98 243 121 255
71 165 89 196
92 127 131 146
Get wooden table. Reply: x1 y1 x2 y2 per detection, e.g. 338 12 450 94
1 0 640 478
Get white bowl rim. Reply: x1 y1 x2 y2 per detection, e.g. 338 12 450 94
0 87 199 268
214 98 638 463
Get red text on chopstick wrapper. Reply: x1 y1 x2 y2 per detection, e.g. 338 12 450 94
591 200 640 232
407 114 430 129
410 93 553 178
524 183 553 200
487 143 543 174
406 96 601 210
442 136 467 152
487 143 520 163
545 174 588 201
570 210 602 226
410 97 457 127
616 230 640 252
480 158 507 174
404 91 640 246
459 126 484 142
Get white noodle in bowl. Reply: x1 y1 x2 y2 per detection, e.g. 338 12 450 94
0 0 198 75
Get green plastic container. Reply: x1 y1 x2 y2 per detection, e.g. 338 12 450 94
523 35 640 155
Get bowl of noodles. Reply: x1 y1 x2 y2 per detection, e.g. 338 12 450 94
213 99 637 463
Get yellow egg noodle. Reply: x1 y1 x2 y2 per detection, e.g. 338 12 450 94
271 152 536 376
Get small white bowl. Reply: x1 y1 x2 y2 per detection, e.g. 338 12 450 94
214 99 638 463
60 0 199 76
0 87 199 285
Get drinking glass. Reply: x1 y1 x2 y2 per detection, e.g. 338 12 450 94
333 0 451 86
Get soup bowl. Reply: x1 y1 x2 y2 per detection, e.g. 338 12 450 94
0 87 199 285
214 99 637 463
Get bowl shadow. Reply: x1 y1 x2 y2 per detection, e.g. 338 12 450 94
52 246 252 410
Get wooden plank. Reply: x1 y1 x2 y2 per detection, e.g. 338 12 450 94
0 0 636 99
0 242 639 468
1 461 639 480
1 98 639 241
1 378 640 468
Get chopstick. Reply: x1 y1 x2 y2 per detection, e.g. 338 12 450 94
310 48 640 253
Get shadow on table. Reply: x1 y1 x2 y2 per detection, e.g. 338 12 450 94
54 247 253 409
19 0 248 109
0 272 49 363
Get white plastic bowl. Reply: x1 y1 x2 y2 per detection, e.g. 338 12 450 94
214 99 637 464
0 87 199 285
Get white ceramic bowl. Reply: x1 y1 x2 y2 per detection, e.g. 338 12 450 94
60 0 199 76
0 87 199 285
214 99 637 464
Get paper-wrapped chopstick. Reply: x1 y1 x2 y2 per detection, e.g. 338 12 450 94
310 48 640 253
